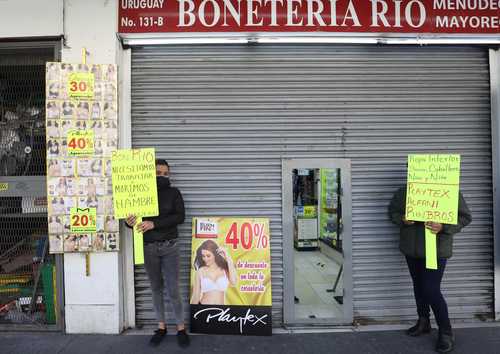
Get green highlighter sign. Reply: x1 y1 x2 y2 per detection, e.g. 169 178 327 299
406 154 460 269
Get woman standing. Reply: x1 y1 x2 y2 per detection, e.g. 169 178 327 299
389 186 472 353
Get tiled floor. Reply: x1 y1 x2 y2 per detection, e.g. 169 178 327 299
294 249 343 319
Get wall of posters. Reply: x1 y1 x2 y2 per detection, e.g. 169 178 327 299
190 217 272 336
45 62 118 254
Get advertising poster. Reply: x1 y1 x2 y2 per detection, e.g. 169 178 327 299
190 217 272 336
45 62 118 254
405 154 461 269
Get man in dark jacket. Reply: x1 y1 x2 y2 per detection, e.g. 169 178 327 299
389 186 471 353
126 159 189 347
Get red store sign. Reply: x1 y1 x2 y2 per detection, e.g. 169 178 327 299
118 0 500 34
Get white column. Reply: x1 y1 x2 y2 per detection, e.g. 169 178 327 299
62 0 123 334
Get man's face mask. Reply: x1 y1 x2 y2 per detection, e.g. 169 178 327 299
156 175 170 187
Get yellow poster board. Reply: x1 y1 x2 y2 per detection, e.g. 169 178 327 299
133 217 144 265
406 154 460 269
70 207 97 233
111 148 158 219
190 217 272 307
68 72 95 99
406 154 460 224
67 130 94 157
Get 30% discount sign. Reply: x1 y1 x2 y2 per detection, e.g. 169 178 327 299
225 221 269 250
68 72 95 99
70 208 97 233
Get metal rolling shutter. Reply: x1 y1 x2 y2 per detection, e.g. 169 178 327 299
131 44 492 326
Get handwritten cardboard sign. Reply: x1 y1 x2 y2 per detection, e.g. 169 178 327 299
406 154 460 224
111 148 158 219
406 154 460 269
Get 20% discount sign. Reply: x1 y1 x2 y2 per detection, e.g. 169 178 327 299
70 208 97 233
225 221 269 250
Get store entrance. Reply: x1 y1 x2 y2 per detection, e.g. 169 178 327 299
282 159 352 325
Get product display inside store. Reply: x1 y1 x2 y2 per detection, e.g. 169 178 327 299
293 168 344 320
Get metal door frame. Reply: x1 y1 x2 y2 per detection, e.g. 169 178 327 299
282 158 353 325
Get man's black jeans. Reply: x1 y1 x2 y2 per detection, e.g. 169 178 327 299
406 256 452 333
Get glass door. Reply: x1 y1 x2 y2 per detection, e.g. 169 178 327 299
282 159 352 325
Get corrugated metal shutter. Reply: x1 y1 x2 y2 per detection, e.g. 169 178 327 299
131 44 492 327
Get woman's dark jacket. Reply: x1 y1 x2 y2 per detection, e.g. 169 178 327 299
388 186 472 259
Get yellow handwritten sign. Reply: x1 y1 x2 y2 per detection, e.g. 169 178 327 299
70 208 97 233
67 130 94 157
406 154 460 225
133 217 144 265
68 72 94 99
0 183 8 192
111 148 158 219
406 154 460 270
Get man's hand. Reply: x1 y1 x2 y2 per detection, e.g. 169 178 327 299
137 221 154 233
125 215 137 228
402 216 415 225
425 222 443 234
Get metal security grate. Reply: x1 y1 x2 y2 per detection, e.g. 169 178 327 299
0 48 50 176
0 216 55 326
0 46 57 328
131 44 492 327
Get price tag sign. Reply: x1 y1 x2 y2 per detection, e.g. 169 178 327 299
303 205 317 218
67 130 95 156
70 207 97 233
0 183 8 192
68 72 95 99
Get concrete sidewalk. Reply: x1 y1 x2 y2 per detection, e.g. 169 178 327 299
1 327 500 354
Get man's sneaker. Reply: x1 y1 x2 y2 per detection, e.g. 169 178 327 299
149 328 166 346
177 329 190 347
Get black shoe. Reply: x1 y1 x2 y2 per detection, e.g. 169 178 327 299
406 317 431 337
149 328 166 346
436 331 454 353
177 329 190 348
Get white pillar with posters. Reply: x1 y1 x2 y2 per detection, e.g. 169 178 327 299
61 0 122 334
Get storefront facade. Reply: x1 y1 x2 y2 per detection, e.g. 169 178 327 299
1 0 499 333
